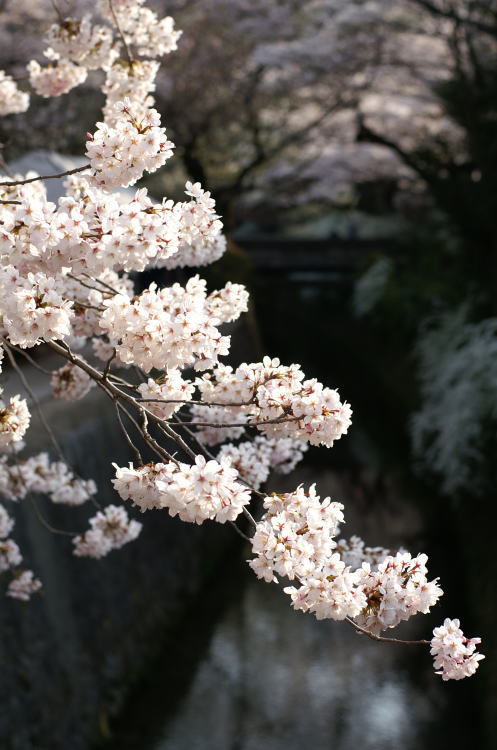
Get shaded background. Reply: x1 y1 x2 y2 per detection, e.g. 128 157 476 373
0 1 495 748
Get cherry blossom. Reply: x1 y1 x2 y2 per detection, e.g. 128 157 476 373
7 570 42 601
249 485 345 582
86 99 174 189
0 267 73 348
73 504 142 558
0 539 22 572
0 72 29 116
0 393 30 448
0 505 14 539
137 371 195 420
100 275 232 372
196 357 352 448
431 618 485 681
51 361 95 401
27 57 87 98
45 16 119 71
354 553 443 635
113 455 251 524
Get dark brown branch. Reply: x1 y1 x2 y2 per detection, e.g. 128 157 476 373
345 617 430 646
0 164 90 188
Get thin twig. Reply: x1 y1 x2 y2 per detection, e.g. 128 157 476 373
50 0 65 23
177 415 301 428
172 414 217 460
0 164 90 188
102 348 117 380
67 273 113 297
43 341 258 499
2 340 53 375
345 617 430 646
114 400 143 465
108 0 134 63
137 397 254 408
242 506 258 528
81 272 121 296
229 521 252 542
29 495 78 538
107 373 139 389
3 344 66 462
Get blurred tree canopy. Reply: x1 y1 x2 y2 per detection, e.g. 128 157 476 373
0 0 496 261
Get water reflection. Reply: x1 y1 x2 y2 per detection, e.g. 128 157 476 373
155 576 445 750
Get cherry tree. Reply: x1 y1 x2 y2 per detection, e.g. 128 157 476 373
0 0 403 224
0 0 484 683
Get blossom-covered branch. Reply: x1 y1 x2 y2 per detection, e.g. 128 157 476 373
0 0 483 684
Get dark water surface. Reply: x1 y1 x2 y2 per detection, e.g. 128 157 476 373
154 579 443 750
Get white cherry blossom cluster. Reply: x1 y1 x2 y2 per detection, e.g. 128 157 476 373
0 177 224 285
7 570 42 601
99 0 181 59
44 16 118 71
430 618 485 681
336 534 391 569
0 266 73 348
217 435 308 488
73 504 142 558
178 182 224 248
0 504 14 539
196 357 352 448
113 455 251 524
262 436 309 474
55 180 222 276
0 539 22 572
354 552 443 635
284 555 368 621
156 184 225 269
0 393 30 448
0 452 96 506
248 481 448 653
102 60 160 125
0 190 59 269
51 362 95 402
27 58 88 98
0 72 30 116
86 99 174 190
125 9 182 59
100 275 233 372
205 282 249 324
137 372 195 420
218 439 271 488
249 485 345 582
62 271 133 338
0 175 46 205
52 187 174 275
112 462 170 512
159 233 227 270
